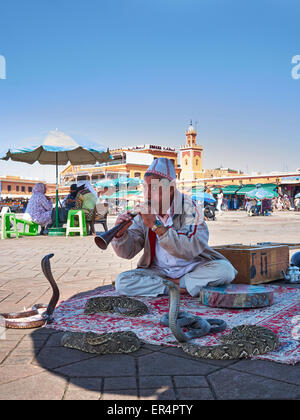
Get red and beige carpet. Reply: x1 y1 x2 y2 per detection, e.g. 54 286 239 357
46 284 300 365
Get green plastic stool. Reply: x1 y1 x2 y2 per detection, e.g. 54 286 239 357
66 209 87 236
15 218 39 236
1 213 19 239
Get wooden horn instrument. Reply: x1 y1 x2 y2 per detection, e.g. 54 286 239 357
94 213 138 250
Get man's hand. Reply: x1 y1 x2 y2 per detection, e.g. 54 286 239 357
114 213 133 238
134 204 168 237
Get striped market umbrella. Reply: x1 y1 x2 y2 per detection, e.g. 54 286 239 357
246 186 276 200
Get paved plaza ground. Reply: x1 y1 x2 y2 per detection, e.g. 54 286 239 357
0 211 299 400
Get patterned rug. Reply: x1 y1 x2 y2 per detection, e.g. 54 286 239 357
46 285 300 365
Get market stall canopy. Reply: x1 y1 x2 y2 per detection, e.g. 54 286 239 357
118 176 142 186
236 184 256 195
95 177 142 188
103 190 143 200
191 186 205 194
220 185 241 195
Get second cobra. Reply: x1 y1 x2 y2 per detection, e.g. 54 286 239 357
161 279 227 342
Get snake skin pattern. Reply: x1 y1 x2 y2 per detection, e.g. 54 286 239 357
61 331 141 354
163 279 279 359
84 296 148 317
182 324 279 359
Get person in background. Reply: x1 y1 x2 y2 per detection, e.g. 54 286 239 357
261 199 272 216
217 189 223 215
246 198 257 215
294 196 300 212
92 186 109 232
62 184 81 211
277 196 283 211
233 194 239 210
25 183 53 235
256 199 262 215
74 181 98 234
95 186 109 218
283 194 291 211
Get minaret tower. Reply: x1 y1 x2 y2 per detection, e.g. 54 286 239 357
179 121 203 180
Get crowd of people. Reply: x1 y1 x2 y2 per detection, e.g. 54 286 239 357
209 190 300 216
202 186 300 216
3 181 109 235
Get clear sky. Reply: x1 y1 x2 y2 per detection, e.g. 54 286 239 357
0 0 299 182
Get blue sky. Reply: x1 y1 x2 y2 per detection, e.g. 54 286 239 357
0 0 299 181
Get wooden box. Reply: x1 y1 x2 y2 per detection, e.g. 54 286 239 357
212 244 289 284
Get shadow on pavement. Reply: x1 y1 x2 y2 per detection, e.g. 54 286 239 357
30 286 178 400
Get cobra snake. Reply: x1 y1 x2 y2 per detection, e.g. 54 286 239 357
162 279 279 359
161 279 227 341
0 254 60 329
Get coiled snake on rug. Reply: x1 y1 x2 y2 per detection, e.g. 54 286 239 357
0 254 59 329
161 279 227 341
162 279 279 359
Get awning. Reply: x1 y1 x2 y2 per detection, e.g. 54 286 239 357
260 183 278 192
280 177 300 184
221 185 241 195
191 186 205 193
236 183 278 196
236 185 256 195
103 190 142 200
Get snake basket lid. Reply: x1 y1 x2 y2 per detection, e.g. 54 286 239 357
198 284 274 309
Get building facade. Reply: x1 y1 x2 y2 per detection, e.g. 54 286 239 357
0 175 56 199
60 145 180 187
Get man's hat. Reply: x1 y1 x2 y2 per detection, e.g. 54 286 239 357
145 158 176 181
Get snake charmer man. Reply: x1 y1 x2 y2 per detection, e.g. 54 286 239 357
111 158 237 297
